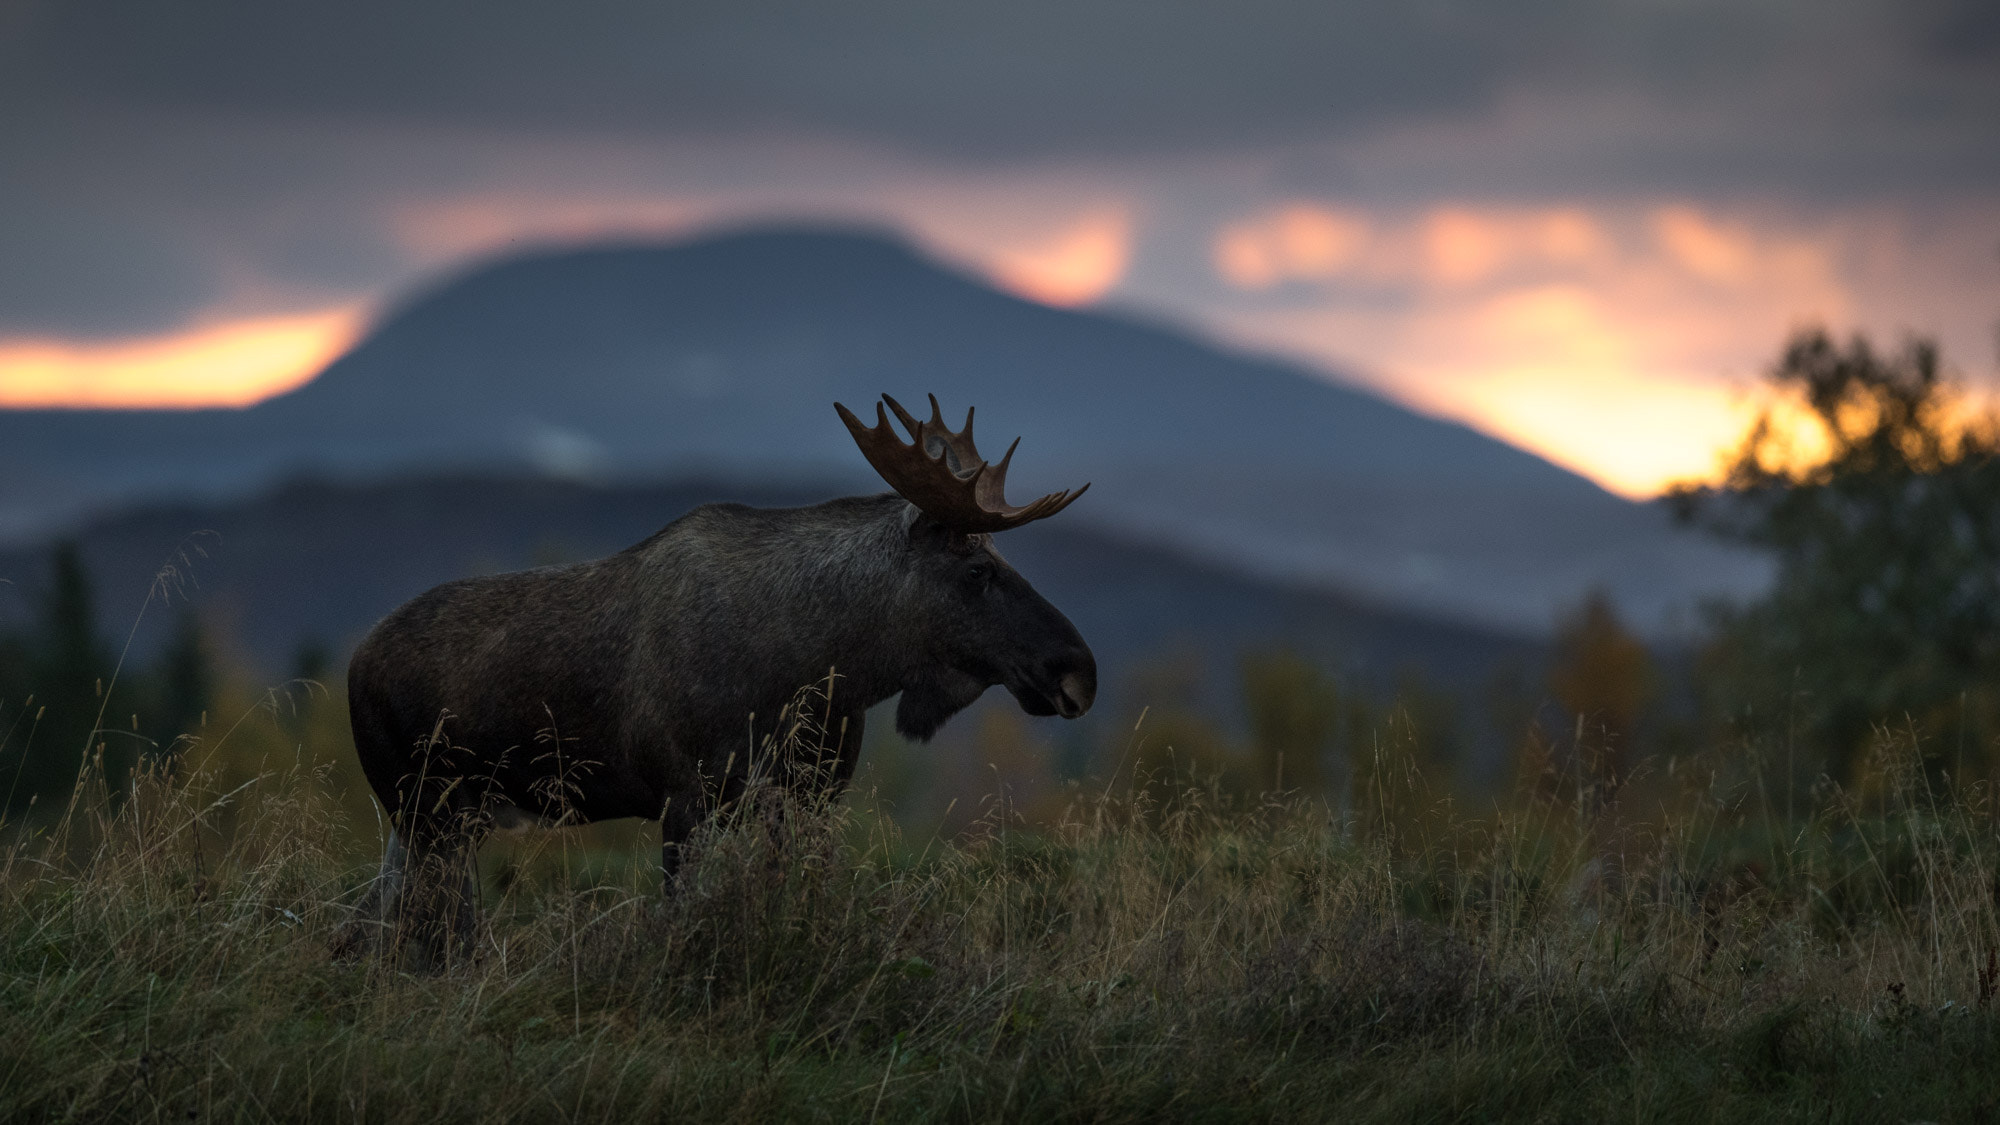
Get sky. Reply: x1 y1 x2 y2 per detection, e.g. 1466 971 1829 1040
1 0 1996 497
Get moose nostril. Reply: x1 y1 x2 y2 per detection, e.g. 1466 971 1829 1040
1057 672 1093 717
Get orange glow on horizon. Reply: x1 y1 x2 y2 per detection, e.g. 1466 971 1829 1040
1412 364 1769 498
982 210 1131 307
392 196 705 262
0 308 365 409
3 190 1986 507
1205 198 1944 497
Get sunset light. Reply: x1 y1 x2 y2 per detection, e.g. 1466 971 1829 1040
392 195 704 263
980 210 1132 308
1204 198 1935 496
1421 363 1764 496
1 188 1988 504
0 308 365 410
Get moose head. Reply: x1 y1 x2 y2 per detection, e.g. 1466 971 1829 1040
837 393 1097 739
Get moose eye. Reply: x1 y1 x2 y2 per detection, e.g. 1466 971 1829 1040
962 560 993 592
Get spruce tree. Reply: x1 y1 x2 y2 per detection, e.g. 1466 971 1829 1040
149 611 214 759
5 542 114 814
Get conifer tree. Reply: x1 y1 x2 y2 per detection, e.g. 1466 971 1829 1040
149 611 214 758
4 542 114 814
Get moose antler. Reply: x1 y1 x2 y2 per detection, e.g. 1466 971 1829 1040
835 394 1089 533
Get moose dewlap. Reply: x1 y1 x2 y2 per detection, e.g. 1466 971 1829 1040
337 394 1096 964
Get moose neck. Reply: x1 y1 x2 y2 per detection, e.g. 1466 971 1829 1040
692 495 930 722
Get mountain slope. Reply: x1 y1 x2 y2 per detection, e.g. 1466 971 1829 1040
0 226 1767 631
0 474 1542 718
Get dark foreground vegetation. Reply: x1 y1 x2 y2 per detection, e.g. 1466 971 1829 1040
3 707 1999 1123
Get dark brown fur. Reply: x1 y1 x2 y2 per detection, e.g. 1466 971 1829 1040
338 492 1094 963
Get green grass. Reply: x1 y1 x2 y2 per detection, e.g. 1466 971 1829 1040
3 723 2000 1123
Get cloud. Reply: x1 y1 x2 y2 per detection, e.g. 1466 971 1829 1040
6 0 1505 156
5 0 1992 183
0 0 1989 342
0 193 221 337
1215 206 1371 289
0 134 1151 407
1201 198 2000 496
961 209 1133 308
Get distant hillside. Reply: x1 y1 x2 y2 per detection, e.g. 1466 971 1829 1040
0 226 1768 632
0 475 1542 736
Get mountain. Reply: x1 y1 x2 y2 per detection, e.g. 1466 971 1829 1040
0 475 1544 752
0 226 1767 632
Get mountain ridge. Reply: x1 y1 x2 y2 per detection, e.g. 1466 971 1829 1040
0 225 1768 632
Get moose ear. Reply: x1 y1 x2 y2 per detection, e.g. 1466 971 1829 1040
900 502 937 537
902 506 974 552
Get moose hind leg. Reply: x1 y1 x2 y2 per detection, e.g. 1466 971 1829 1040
393 825 483 971
331 831 408 960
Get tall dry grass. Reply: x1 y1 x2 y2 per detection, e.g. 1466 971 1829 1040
2 694 1999 1121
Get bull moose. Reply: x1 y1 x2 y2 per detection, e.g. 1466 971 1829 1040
337 395 1096 962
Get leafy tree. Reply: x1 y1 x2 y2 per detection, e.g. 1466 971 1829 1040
1239 648 1343 794
1673 329 2000 784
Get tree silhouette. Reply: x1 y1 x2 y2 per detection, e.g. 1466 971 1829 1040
1545 590 1655 799
146 610 214 758
1674 328 2000 784
3 542 116 815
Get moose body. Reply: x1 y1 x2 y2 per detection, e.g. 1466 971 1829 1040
340 397 1095 963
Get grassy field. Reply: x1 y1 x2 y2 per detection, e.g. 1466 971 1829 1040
3 698 2000 1124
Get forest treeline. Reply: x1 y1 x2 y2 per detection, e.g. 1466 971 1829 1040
0 544 215 816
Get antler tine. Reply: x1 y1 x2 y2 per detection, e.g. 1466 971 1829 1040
973 436 1019 513
1014 480 1091 524
834 399 869 435
882 394 925 444
1033 481 1091 520
834 394 1090 533
1052 480 1091 514
905 392 979 477
917 394 977 445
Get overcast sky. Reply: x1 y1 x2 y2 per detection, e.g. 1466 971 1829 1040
2 0 1996 492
